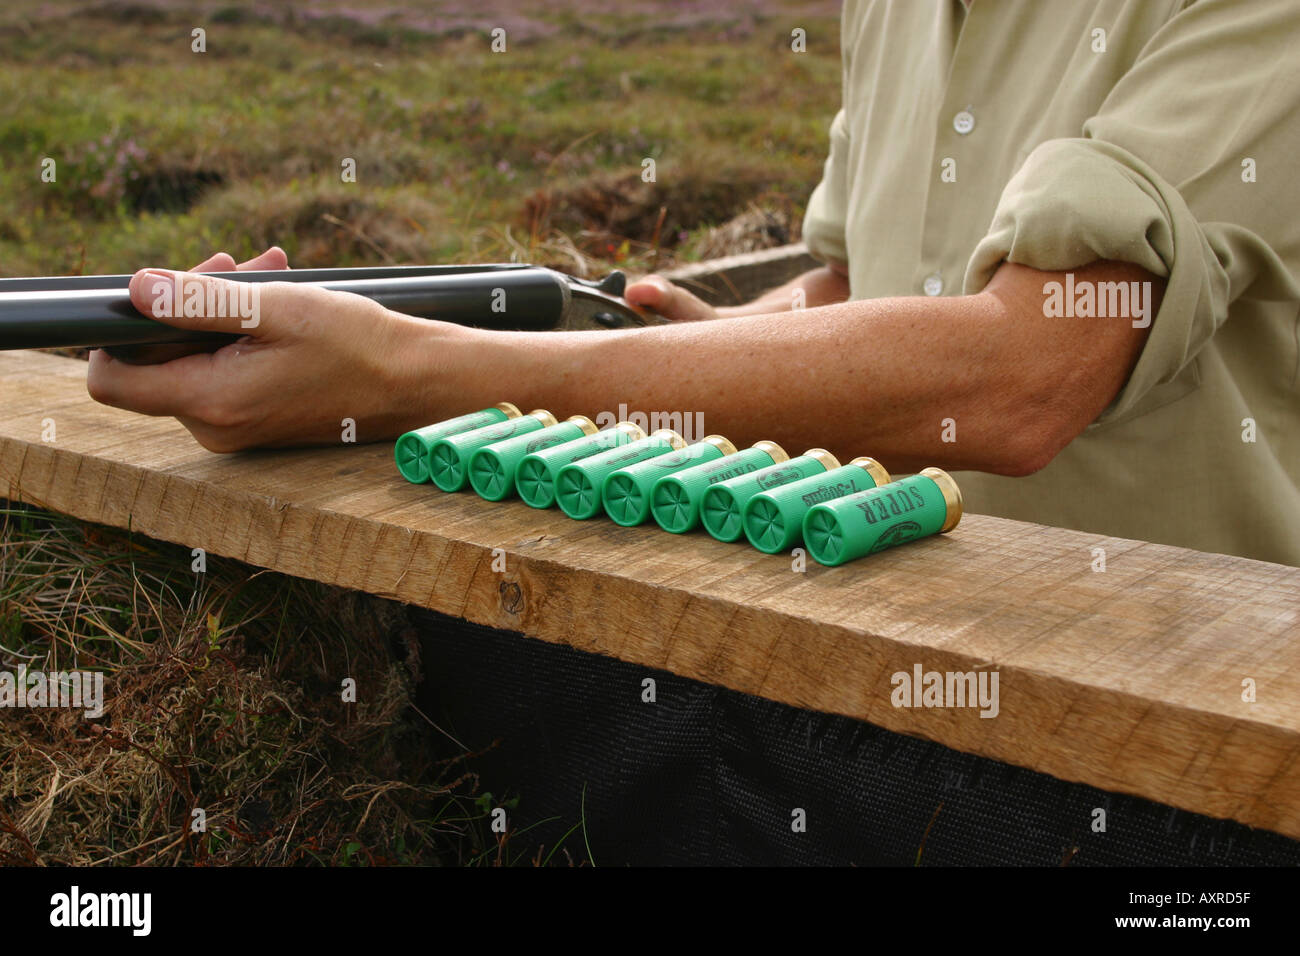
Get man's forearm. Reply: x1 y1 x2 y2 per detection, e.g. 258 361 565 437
412 260 1157 476
716 263 850 318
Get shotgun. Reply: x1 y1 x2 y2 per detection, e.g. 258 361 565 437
0 264 666 364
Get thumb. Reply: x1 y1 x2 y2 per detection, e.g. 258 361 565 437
129 269 266 334
624 275 716 322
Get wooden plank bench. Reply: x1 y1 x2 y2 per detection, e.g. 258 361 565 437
1 245 1298 846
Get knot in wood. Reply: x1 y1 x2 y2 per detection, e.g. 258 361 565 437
498 580 524 615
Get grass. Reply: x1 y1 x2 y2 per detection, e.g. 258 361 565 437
0 0 840 277
0 0 840 865
0 502 587 865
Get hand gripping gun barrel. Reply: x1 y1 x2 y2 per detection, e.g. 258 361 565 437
0 264 666 364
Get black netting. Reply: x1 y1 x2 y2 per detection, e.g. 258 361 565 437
411 608 1300 866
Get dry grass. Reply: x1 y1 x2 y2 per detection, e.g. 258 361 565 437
0 503 569 866
197 182 450 268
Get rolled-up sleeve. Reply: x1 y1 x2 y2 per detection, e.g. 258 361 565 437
962 0 1300 424
801 108 852 267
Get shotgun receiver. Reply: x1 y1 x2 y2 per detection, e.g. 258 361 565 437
0 264 666 364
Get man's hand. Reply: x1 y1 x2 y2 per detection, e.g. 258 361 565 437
85 267 464 452
624 274 719 322
627 262 852 321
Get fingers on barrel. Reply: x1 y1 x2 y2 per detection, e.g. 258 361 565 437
191 252 239 272
85 347 225 422
190 246 289 272
237 246 289 270
128 268 266 334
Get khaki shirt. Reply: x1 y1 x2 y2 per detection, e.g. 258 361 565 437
802 0 1300 565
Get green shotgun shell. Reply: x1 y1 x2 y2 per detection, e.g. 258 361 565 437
516 422 646 509
602 435 736 527
650 441 789 534
428 409 557 492
743 457 891 554
701 449 840 542
395 403 520 483
468 415 597 501
802 467 963 566
556 429 687 520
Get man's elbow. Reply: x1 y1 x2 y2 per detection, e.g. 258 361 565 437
972 259 1159 478
996 432 1067 478
988 395 1090 477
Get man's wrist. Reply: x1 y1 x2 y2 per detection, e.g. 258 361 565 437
385 311 479 432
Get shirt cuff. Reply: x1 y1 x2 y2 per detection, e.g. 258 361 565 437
962 137 1234 426
800 109 852 268
801 181 849 267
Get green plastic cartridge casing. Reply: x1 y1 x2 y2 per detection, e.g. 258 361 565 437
601 435 736 527
802 467 963 566
701 449 840 542
468 415 597 501
743 457 890 554
427 409 557 492
650 441 788 534
394 403 520 483
556 429 687 520
516 422 646 509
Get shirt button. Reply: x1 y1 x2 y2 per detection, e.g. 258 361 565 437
923 274 944 296
953 110 975 135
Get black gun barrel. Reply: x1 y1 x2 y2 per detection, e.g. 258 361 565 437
0 266 570 352
0 263 534 293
